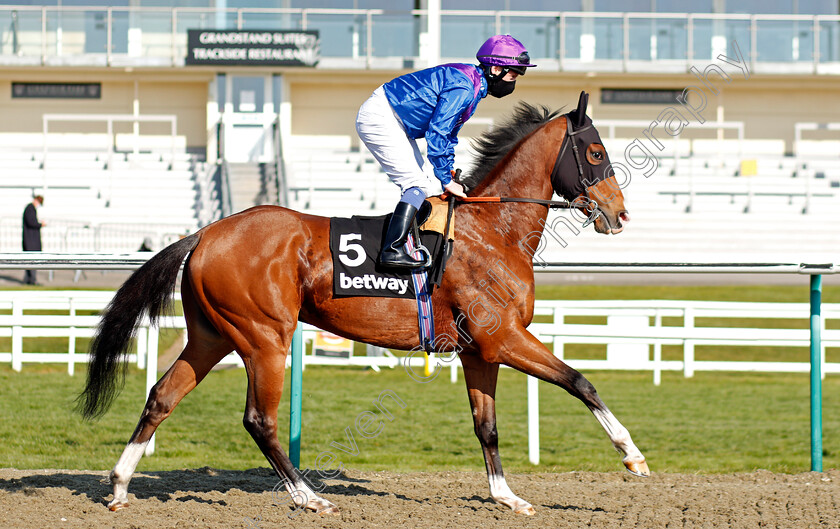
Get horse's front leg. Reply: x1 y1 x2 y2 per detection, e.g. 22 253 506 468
494 326 649 476
460 353 535 515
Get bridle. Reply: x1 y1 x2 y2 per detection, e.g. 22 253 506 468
455 113 608 230
549 114 606 229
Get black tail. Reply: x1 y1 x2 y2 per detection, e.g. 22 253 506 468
76 233 201 420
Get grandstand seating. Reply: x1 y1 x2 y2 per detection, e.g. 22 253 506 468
2 124 837 262
544 152 840 263
283 135 400 217
0 146 215 253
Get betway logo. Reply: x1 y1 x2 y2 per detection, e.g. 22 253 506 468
339 273 409 295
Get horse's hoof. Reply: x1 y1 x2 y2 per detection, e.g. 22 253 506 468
108 501 128 512
316 505 340 516
514 505 536 516
624 459 650 477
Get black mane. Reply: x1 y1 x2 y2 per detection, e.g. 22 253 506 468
461 102 563 191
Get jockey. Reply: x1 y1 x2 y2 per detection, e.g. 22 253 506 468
356 34 536 270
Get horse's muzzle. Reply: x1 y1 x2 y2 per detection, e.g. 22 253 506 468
596 209 630 235
611 210 631 234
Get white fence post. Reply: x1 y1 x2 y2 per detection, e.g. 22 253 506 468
136 327 147 370
684 307 695 378
553 308 564 360
553 336 564 360
68 298 76 376
821 316 826 381
527 375 539 465
11 301 22 372
653 310 662 386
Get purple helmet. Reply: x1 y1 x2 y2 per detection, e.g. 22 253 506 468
476 35 536 74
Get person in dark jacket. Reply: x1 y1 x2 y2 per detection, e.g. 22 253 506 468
22 195 45 285
356 34 536 269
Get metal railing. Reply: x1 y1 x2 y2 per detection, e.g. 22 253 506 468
211 117 233 218
0 218 191 253
195 161 223 226
218 159 233 218
795 121 840 155
41 114 179 183
1 7 839 72
273 116 288 207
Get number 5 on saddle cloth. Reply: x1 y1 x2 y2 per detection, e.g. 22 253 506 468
329 197 455 352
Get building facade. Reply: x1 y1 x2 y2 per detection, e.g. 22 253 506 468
1 3 839 161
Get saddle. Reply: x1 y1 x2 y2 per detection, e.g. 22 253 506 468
418 196 455 240
415 196 455 286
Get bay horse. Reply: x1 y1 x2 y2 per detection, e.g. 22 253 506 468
78 92 647 516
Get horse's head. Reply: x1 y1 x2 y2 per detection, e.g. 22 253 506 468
552 91 630 234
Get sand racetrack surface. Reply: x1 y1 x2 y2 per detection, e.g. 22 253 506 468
1 467 838 528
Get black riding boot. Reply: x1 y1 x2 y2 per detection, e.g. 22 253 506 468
379 202 425 269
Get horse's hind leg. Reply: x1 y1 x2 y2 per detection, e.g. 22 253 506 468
240 348 339 515
461 354 535 516
496 328 649 476
108 284 233 510
108 336 231 509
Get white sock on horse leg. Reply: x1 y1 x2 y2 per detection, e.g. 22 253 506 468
109 441 149 506
591 408 644 461
488 473 534 514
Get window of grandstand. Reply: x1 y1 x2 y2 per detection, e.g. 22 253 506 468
725 0 837 15
283 0 414 7
442 0 580 9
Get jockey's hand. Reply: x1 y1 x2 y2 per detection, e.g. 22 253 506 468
443 180 467 198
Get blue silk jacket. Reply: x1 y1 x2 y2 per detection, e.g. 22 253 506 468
382 64 487 186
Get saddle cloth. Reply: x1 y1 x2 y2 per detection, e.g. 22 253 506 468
329 207 447 299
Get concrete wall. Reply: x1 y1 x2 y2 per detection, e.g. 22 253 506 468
0 70 211 150
285 69 840 155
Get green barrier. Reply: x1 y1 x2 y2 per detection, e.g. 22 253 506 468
810 275 823 472
289 323 303 468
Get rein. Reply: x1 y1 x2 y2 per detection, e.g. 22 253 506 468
454 195 572 208
455 195 603 229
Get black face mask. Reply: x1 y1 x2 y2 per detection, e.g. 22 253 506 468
550 92 614 200
487 78 515 98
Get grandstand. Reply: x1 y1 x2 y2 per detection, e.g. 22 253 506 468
0 2 838 260
0 135 220 253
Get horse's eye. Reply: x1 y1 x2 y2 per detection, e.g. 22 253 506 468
587 145 605 165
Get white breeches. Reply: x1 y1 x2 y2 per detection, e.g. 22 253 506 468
355 86 444 197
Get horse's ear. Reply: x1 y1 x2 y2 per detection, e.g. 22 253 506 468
575 91 588 127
